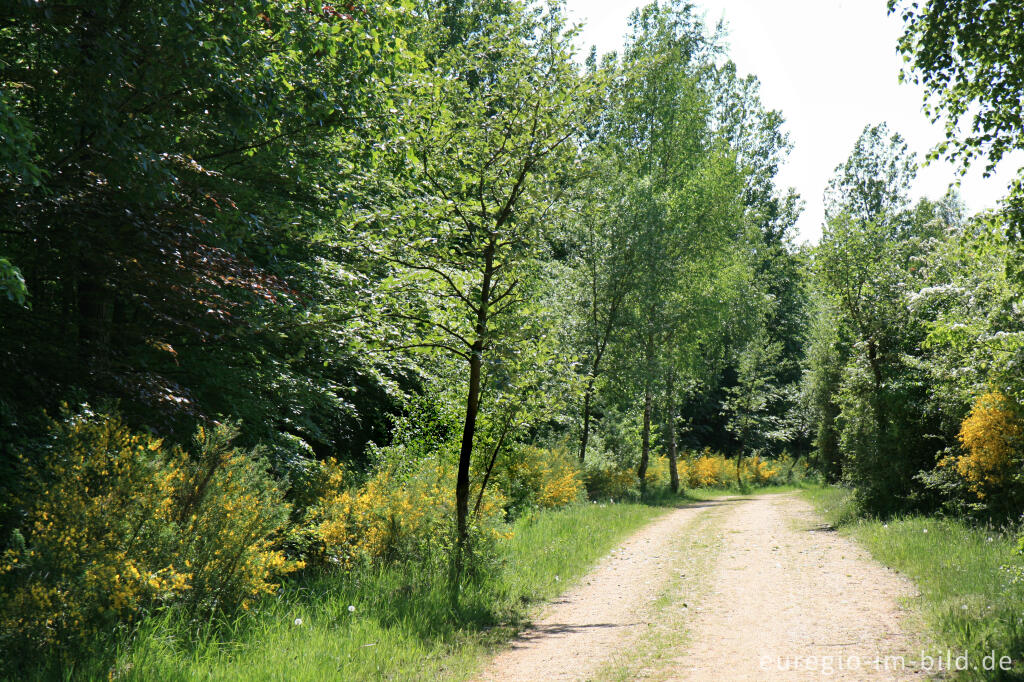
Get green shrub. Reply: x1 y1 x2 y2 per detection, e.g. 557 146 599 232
0 409 299 670
172 423 300 613
582 462 638 499
497 444 584 515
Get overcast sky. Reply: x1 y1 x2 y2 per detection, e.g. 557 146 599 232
562 0 1024 244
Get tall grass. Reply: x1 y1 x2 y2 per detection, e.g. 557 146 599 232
57 502 665 681
804 486 1024 680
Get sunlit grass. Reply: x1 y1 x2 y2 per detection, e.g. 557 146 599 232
57 502 666 681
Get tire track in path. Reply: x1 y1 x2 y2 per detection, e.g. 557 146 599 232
475 493 926 682
665 493 925 681
474 498 730 682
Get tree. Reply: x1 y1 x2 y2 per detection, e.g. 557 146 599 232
565 131 638 465
817 124 918 419
824 124 916 224
723 325 791 486
0 0 414 451
890 0 1024 263
363 2 591 578
889 0 1024 176
812 125 960 512
605 1 751 494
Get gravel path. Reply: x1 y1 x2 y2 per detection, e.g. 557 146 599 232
666 493 924 680
474 493 925 681
474 499 729 682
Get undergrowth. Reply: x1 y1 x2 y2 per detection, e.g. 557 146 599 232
44 502 665 682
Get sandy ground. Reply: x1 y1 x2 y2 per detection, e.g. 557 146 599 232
667 494 924 681
475 499 729 682
474 493 925 682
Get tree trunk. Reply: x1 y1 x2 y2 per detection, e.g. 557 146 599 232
579 379 594 463
666 372 679 494
455 341 482 579
638 383 652 496
579 304 615 464
453 240 495 593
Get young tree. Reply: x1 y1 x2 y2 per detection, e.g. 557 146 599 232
364 2 591 577
723 325 790 486
566 143 638 464
813 124 953 511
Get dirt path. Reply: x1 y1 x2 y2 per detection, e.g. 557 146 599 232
666 493 924 681
475 499 730 682
474 493 925 682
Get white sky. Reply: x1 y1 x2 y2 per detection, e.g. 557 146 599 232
562 0 1024 244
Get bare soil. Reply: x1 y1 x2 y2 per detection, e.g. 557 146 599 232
474 493 925 681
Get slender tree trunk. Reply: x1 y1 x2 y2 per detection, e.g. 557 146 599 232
579 381 594 463
578 300 616 464
638 383 652 496
666 372 679 494
473 407 516 518
453 240 495 594
455 341 482 569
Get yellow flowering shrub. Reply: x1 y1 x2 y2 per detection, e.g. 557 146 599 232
0 410 300 661
173 424 302 612
305 456 508 568
943 390 1024 498
579 449 791 497
0 411 190 655
687 450 732 488
502 445 584 512
741 455 779 485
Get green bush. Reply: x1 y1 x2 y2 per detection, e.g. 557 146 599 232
583 461 638 499
0 409 299 671
496 444 584 516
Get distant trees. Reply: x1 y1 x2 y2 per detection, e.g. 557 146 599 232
561 1 780 493
803 119 1024 517
800 3 1024 520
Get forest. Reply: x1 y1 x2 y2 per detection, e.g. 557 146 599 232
2 0 1024 679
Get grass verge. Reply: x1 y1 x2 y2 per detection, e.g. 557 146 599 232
803 485 1024 680
65 502 666 682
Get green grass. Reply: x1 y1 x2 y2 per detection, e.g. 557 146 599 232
58 502 666 682
803 485 1024 680
31 485 802 681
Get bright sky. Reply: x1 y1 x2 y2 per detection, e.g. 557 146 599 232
562 0 1024 244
